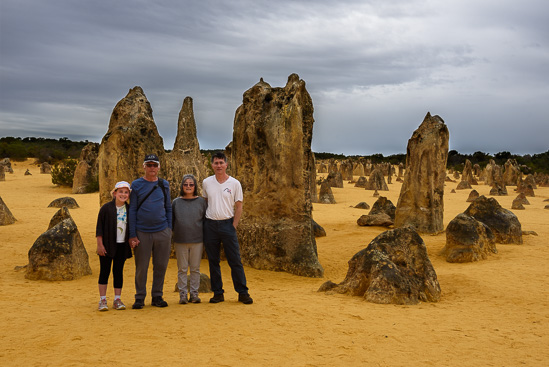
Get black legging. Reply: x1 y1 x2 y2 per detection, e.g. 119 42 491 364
98 243 127 288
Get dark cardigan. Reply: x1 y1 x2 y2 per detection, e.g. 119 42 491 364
95 199 132 259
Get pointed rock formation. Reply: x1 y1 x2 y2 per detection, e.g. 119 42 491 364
326 171 344 188
462 160 478 185
318 181 336 204
466 189 480 202
365 167 388 191
354 176 367 188
98 87 166 205
26 210 91 280
163 96 206 198
394 113 449 233
231 74 323 277
0 196 16 225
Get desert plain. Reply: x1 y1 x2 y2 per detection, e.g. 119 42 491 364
1 158 548 366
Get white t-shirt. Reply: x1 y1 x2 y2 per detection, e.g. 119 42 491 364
116 205 127 243
202 175 243 220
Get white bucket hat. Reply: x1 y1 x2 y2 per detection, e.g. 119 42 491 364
111 181 131 197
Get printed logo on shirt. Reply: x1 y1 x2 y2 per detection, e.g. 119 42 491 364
224 188 232 194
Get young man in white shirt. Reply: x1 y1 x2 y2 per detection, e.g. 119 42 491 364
202 152 253 304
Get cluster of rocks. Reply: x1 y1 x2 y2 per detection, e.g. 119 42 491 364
441 196 522 263
317 160 394 190
453 158 548 199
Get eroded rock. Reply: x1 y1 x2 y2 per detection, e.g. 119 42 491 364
26 215 92 281
231 74 323 277
394 112 448 233
441 213 497 262
464 196 522 244
319 226 441 305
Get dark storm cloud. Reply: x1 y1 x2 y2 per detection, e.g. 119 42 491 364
1 0 548 155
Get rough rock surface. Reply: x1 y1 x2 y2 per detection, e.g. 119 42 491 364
489 182 508 196
319 226 441 305
231 74 323 277
394 112 449 233
365 168 388 191
354 202 370 210
163 96 207 199
456 180 472 190
511 200 525 210
1 158 13 173
98 87 167 205
441 213 497 262
462 159 478 185
312 219 326 237
514 193 530 205
464 196 522 244
357 213 393 227
357 197 396 227
26 212 92 280
318 181 336 204
503 159 520 186
0 196 17 225
466 189 480 202
72 142 100 194
0 168 4 181
354 176 367 188
517 183 535 197
326 171 344 188
48 207 73 230
48 197 79 209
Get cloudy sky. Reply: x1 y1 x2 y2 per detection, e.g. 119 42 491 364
1 0 548 156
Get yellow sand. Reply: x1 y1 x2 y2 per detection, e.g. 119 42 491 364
1 158 548 366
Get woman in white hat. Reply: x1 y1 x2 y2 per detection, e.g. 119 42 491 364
95 181 133 311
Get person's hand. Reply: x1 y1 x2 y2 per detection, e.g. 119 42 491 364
97 243 107 256
130 237 140 249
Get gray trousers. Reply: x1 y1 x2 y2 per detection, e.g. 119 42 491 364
134 227 172 300
174 242 203 297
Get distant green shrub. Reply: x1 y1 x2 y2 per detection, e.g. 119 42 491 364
51 158 78 187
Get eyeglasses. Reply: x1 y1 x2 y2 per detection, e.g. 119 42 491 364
146 163 159 167
183 183 195 187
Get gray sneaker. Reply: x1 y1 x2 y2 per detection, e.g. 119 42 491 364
113 298 126 310
179 294 188 304
189 295 201 304
98 298 108 311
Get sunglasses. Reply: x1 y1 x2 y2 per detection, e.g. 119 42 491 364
183 183 195 187
145 163 159 167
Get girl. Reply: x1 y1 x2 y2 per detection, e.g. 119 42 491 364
172 174 207 304
95 181 133 311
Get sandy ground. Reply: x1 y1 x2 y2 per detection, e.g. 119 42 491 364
1 158 548 367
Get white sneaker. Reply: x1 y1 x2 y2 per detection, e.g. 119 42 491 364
98 298 108 311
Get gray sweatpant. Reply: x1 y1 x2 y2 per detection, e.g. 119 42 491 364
134 227 172 300
174 242 203 297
